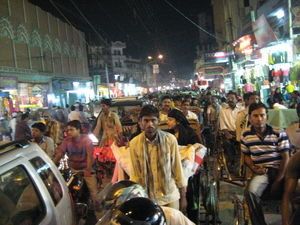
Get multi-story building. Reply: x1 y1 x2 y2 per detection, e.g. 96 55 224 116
87 44 112 97
205 0 268 90
111 41 127 81
211 0 264 48
213 0 297 102
125 57 148 85
87 40 152 97
0 0 89 112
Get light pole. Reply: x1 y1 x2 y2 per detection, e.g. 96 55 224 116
147 54 164 88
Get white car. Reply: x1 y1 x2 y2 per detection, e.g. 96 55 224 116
0 140 75 225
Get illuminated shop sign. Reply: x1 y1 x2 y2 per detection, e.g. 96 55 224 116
233 34 256 56
204 52 229 64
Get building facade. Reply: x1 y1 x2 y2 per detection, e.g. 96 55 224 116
206 0 299 102
88 40 152 97
0 0 89 112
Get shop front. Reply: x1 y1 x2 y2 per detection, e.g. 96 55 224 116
0 76 19 115
66 81 95 105
233 33 294 104
18 82 49 110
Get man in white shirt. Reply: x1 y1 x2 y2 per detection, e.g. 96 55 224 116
8 112 18 140
219 91 244 175
181 99 199 121
68 105 82 121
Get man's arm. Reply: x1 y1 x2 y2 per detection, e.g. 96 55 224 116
53 151 64 164
53 122 61 146
53 140 66 164
84 139 94 177
219 108 227 131
275 151 289 182
46 137 55 159
113 113 123 135
244 154 266 175
282 178 298 225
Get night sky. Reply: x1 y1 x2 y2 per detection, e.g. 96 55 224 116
29 0 212 79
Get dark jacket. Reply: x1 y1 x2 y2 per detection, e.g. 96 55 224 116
15 120 32 141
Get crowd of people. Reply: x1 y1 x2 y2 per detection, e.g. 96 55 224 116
0 86 299 224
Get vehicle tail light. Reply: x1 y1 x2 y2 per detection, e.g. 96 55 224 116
73 185 81 191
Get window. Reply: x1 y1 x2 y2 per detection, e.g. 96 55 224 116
30 157 63 205
0 166 46 225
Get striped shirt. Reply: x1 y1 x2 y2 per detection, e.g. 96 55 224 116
58 134 94 170
241 125 290 168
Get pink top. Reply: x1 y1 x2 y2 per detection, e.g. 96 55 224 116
244 83 254 92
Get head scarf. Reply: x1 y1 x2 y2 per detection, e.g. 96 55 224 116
168 108 189 127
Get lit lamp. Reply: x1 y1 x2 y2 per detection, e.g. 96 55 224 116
147 54 164 87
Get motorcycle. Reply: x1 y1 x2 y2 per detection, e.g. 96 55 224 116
61 169 90 223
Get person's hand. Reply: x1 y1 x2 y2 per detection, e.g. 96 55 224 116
84 169 92 177
179 196 187 213
251 165 266 175
225 132 233 139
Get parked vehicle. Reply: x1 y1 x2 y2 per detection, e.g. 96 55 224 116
0 140 75 225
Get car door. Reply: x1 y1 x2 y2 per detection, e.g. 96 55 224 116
0 157 57 225
29 155 75 225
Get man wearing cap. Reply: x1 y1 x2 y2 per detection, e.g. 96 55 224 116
93 98 122 146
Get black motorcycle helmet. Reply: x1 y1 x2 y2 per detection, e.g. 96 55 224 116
110 197 167 225
103 180 148 210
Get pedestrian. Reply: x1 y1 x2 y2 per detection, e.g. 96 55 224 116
42 110 63 148
241 103 290 225
31 122 55 158
53 120 100 219
15 113 32 141
68 105 82 122
93 98 122 147
128 105 187 211
8 112 18 140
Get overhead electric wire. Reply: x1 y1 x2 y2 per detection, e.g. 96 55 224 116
48 0 93 48
95 1 126 37
68 0 110 47
125 0 152 35
136 0 157 33
163 0 227 43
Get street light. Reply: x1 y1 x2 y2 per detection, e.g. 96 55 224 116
147 54 164 87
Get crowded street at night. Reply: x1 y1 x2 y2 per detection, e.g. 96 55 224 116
1 0 300 225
